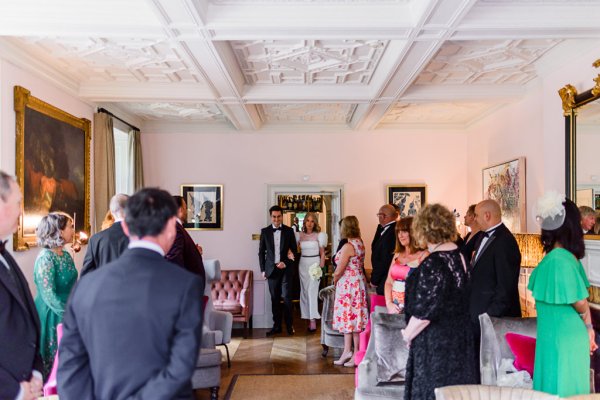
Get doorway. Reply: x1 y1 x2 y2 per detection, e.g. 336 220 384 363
267 184 344 263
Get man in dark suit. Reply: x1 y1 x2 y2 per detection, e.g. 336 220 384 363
80 193 129 277
370 204 398 295
470 199 522 333
259 205 298 336
166 195 205 278
0 171 43 400
58 188 204 399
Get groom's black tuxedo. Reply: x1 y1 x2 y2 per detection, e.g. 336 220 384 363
259 224 298 332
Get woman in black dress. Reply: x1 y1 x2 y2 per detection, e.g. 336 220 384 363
402 204 477 400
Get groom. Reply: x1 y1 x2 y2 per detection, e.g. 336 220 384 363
259 205 298 336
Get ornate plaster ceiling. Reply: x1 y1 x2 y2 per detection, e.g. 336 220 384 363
0 0 598 132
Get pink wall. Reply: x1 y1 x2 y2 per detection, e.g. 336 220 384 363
0 59 94 292
142 129 468 325
466 42 600 232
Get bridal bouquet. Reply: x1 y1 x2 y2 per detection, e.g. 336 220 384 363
308 263 323 281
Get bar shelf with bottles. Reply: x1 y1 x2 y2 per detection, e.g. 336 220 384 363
277 194 323 213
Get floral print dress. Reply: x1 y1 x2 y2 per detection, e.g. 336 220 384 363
332 238 368 333
34 248 78 378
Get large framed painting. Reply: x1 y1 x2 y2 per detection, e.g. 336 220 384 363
181 184 223 230
14 86 91 251
386 185 427 218
482 157 526 233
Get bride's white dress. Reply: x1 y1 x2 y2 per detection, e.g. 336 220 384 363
296 231 327 320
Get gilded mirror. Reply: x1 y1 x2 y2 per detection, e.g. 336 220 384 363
561 59 600 238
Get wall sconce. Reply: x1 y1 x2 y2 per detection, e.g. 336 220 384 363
71 231 89 253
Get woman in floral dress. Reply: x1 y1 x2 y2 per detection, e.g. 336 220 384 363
332 215 368 367
34 212 78 378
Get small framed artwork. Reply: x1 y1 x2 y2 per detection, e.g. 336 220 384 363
595 194 600 210
386 185 427 218
181 184 223 230
482 157 526 233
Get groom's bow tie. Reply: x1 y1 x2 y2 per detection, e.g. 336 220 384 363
272 226 281 232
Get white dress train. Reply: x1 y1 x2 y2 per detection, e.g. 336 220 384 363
296 232 327 320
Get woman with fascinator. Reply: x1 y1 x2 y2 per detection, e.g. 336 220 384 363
528 193 598 396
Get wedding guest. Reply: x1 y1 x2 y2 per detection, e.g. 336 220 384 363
166 195 205 278
34 212 78 378
529 193 597 396
58 188 204 399
296 212 327 332
403 204 477 400
579 205 596 234
0 171 43 400
332 216 368 367
383 217 428 314
370 204 398 295
460 204 483 265
81 193 129 277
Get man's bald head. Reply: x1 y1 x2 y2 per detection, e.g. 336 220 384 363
377 204 398 226
475 199 502 230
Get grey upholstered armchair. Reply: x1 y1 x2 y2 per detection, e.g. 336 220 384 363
318 285 344 356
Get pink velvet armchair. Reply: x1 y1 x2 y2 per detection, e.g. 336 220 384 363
211 269 253 338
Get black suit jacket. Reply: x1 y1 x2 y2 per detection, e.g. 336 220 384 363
58 248 204 400
370 221 397 295
80 222 129 277
165 222 205 278
469 223 522 323
258 225 298 278
0 251 42 399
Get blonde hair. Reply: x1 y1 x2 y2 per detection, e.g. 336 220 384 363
302 212 321 233
412 204 457 246
340 216 361 239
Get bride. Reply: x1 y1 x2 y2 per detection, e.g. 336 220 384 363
295 212 327 332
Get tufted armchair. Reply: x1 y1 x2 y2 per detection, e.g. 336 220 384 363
211 269 253 338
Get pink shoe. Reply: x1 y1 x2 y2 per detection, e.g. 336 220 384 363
334 351 353 366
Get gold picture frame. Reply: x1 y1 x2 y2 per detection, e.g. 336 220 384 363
181 184 224 230
14 86 91 251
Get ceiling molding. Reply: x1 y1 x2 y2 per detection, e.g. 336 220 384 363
0 0 599 131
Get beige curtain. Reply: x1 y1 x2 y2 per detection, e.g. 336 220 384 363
128 129 144 191
93 113 115 233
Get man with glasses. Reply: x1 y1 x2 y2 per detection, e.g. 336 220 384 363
370 204 399 295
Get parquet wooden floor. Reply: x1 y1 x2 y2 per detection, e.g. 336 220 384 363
194 315 354 400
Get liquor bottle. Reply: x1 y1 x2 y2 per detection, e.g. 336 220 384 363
307 195 312 211
287 195 293 210
292 195 297 210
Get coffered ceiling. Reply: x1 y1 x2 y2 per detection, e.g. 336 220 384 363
0 0 598 132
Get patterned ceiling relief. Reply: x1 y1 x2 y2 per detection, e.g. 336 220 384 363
382 102 500 125
260 103 355 122
415 39 561 86
16 37 202 83
117 103 225 121
231 40 388 85
212 0 406 3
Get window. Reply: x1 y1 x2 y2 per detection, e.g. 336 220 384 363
113 127 132 195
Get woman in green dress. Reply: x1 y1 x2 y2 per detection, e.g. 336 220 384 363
529 194 598 396
34 212 78 378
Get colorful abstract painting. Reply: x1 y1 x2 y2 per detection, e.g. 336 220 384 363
482 157 526 233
